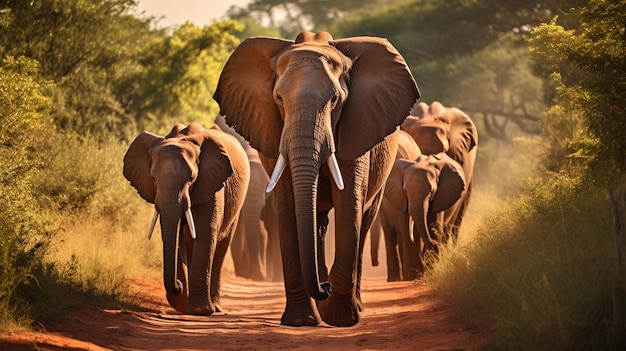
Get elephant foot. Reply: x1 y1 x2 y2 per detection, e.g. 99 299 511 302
281 300 321 327
166 293 188 314
316 292 360 327
187 302 215 316
187 295 216 316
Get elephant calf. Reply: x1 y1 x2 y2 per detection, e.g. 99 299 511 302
123 122 250 315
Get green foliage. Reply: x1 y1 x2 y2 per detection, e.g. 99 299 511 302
118 20 243 133
428 177 626 350
0 55 55 329
0 0 244 329
0 0 154 141
529 0 626 178
227 0 386 38
427 2 626 349
442 34 545 139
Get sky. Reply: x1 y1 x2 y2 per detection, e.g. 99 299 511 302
136 0 252 28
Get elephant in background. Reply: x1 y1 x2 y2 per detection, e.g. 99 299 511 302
369 130 422 281
401 101 478 244
214 31 419 326
261 190 283 282
214 115 282 282
123 122 250 315
383 152 467 280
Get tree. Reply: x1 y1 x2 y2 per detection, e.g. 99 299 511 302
330 0 587 141
0 0 154 140
226 0 386 38
0 56 54 324
116 20 243 133
529 0 626 177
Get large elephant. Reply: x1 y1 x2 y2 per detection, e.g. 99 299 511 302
123 122 250 315
382 152 467 280
401 101 478 243
213 31 420 327
369 130 422 281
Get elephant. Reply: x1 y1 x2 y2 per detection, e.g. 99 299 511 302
369 130 422 281
214 115 282 282
261 190 283 282
380 152 467 280
123 122 250 315
401 101 478 244
229 147 271 281
213 31 420 327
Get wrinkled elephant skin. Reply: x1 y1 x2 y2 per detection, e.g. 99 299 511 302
214 31 420 326
123 123 250 315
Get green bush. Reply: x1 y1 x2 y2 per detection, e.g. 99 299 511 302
0 182 54 329
428 177 626 350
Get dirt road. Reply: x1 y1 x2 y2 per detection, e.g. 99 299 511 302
0 275 490 350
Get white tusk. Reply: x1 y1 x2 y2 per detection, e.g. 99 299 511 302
327 153 344 190
148 208 159 240
266 153 287 193
185 208 197 239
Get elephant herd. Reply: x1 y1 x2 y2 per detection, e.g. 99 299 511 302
122 31 477 327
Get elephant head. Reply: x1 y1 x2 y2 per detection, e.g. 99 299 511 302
214 31 419 302
402 102 478 244
387 153 466 271
402 101 477 169
123 122 235 312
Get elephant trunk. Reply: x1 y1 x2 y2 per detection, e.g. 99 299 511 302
291 156 331 300
281 112 334 301
409 193 433 273
159 204 185 297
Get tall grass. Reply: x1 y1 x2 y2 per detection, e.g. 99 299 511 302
37 134 164 292
427 177 626 350
0 132 167 330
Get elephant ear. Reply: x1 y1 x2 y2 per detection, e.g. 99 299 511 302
123 131 163 203
332 37 420 160
213 37 293 159
165 123 186 138
430 154 466 214
384 158 412 213
189 131 235 205
447 107 478 164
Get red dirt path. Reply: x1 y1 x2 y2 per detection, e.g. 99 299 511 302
0 275 490 350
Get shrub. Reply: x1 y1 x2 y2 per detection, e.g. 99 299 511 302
428 177 626 350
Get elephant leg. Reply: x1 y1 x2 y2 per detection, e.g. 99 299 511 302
262 194 282 282
277 176 321 327
316 210 331 282
317 160 368 327
245 209 268 281
355 189 384 311
210 223 235 313
381 212 402 282
230 218 248 278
